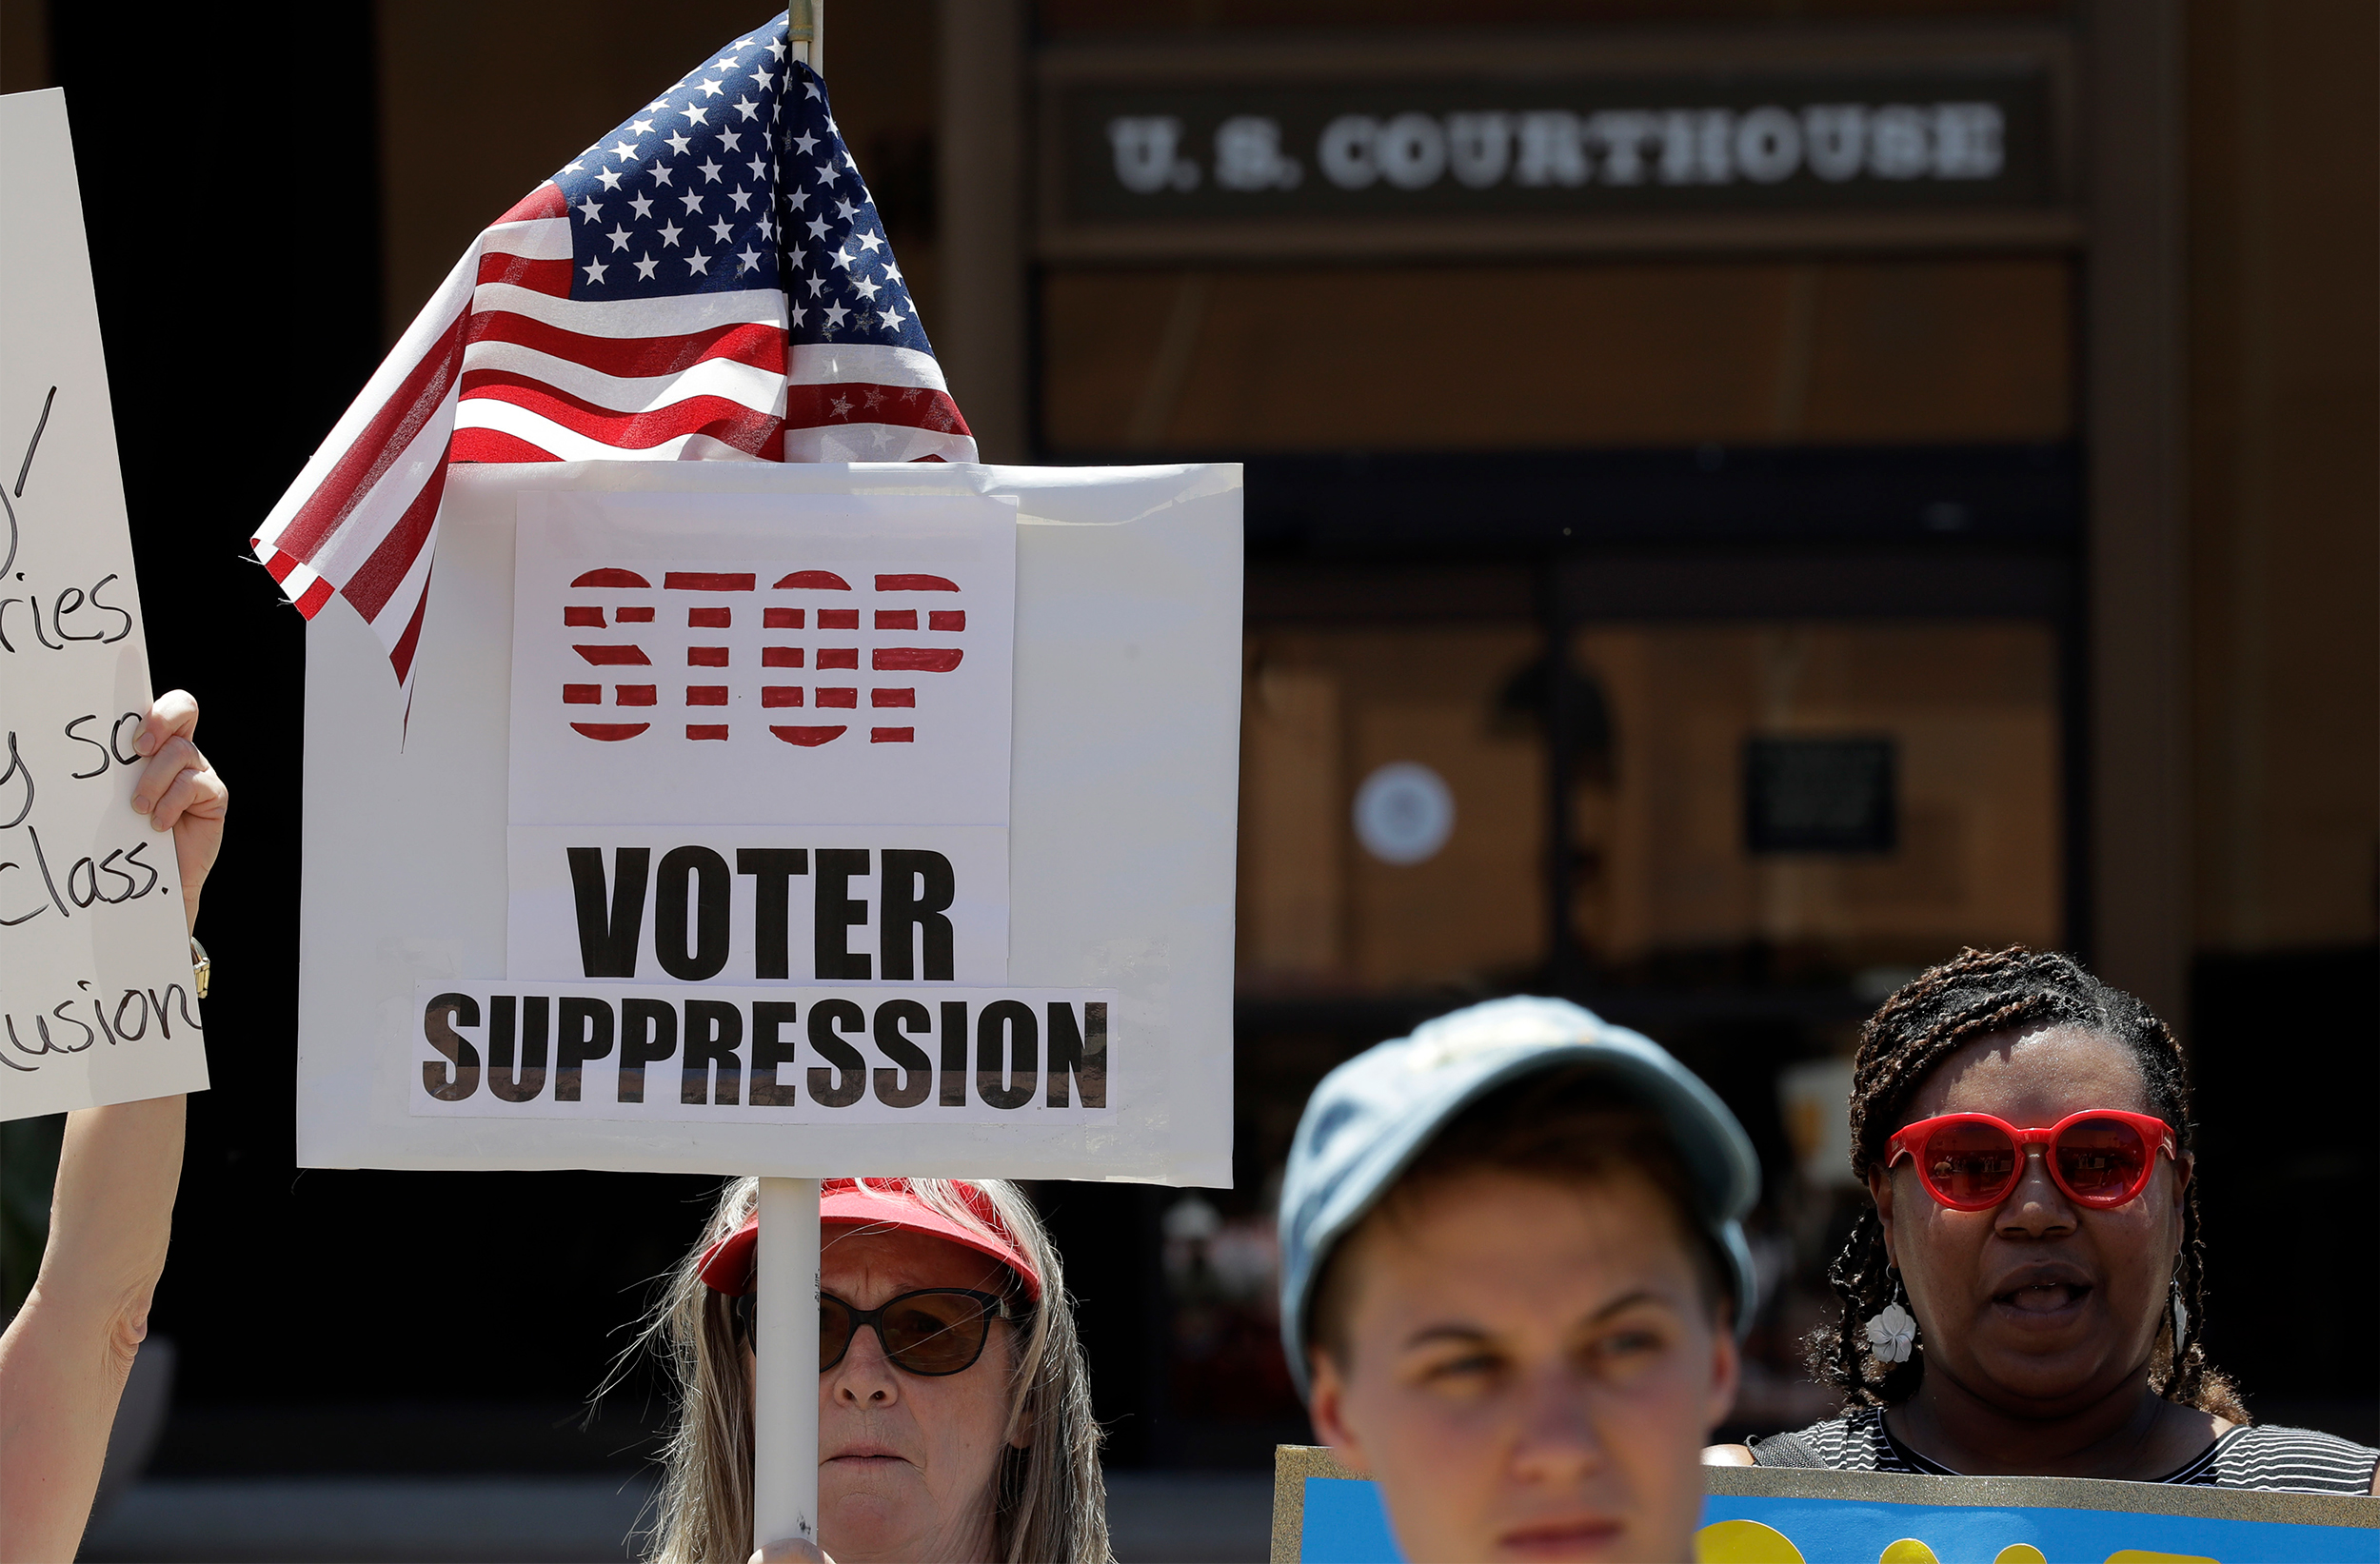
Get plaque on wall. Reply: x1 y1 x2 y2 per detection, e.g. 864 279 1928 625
1744 736 1898 855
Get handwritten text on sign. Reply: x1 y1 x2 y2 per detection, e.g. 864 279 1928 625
509 489 1018 831
0 89 204 1119
410 982 1114 1125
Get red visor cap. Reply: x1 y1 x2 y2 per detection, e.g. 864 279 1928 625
696 1178 1042 1301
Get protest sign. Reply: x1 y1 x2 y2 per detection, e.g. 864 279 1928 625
0 90 204 1119
1268 1446 2380 1564
298 459 1240 1183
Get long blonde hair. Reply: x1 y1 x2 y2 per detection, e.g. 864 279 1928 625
632 1177 1110 1564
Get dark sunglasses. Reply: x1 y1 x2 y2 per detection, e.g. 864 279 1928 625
730 1287 1025 1376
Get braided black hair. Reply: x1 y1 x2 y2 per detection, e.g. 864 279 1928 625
1809 946 2246 1419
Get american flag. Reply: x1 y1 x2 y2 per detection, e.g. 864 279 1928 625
251 16 974 697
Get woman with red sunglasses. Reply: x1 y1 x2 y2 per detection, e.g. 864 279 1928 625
1708 946 2377 1493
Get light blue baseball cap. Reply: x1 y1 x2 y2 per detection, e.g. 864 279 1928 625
1277 995 1761 1398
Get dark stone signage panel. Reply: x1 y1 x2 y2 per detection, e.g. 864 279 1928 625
1054 68 2053 224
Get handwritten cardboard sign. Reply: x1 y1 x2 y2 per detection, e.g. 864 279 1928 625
1268 1446 2380 1564
298 460 1240 1182
0 89 205 1119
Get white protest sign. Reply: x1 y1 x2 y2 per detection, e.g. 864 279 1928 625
0 90 205 1119
300 461 1240 1183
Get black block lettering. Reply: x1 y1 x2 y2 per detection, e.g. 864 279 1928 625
879 849 955 980
655 846 731 980
487 995 550 1102
554 997 614 1102
567 847 648 978
423 992 481 1101
806 998 866 1106
682 999 744 1105
619 998 678 1103
736 848 808 980
872 1000 932 1108
939 1000 968 1106
813 849 871 979
976 1000 1037 1110
750 1000 800 1106
1045 1001 1107 1109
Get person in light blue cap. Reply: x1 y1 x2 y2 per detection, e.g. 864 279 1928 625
1278 996 1761 1564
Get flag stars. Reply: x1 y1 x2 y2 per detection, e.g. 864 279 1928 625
881 303 907 331
576 195 605 222
682 103 711 127
736 245 764 272
609 139 639 161
814 162 839 188
646 160 675 185
883 259 902 283
634 252 660 281
852 274 883 301
686 249 712 275
733 96 761 121
628 192 654 219
605 224 633 251
856 229 884 253
629 117 655 135
595 166 625 190
833 197 859 222
695 75 724 97
805 215 830 240
582 258 609 284
720 130 743 152
830 244 857 269
680 189 705 214
789 302 807 327
665 129 692 155
750 66 774 89
793 130 820 156
747 153 769 180
658 219 684 247
697 157 723 183
709 216 735 243
785 188 809 211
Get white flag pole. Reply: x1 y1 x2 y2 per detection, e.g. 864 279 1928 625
753 1176 823 1551
757 7 825 1556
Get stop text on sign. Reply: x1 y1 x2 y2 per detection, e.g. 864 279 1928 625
409 983 1115 1124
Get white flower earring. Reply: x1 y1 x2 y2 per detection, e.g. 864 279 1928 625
2170 1277 2190 1349
1865 1270 1918 1364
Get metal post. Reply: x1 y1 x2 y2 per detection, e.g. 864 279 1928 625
788 0 823 76
753 1177 823 1552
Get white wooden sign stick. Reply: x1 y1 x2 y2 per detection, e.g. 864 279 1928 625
750 13 825 1554
755 1175 823 1551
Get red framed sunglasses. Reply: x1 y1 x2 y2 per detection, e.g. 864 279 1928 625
1885 1110 2177 1212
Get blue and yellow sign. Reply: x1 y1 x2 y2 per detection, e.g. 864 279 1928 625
1269 1446 2378 1564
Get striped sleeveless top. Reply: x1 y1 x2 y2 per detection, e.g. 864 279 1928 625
1751 1406 2378 1495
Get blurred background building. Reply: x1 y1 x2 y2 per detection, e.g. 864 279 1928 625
1 0 2371 1557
